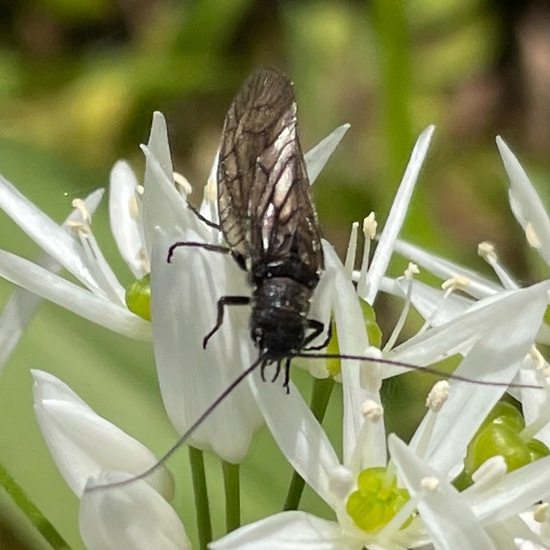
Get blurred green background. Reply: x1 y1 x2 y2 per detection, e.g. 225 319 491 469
1 0 550 548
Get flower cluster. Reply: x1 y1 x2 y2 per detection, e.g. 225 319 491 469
1 109 550 550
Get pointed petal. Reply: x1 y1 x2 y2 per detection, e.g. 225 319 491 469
210 511 348 550
0 189 105 372
109 161 148 278
0 251 150 339
80 473 189 550
150 229 261 463
362 126 435 305
251 375 341 508
390 435 496 549
305 124 350 184
33 371 172 498
497 137 550 267
408 282 549 474
466 454 550 524
323 242 386 468
0 174 106 294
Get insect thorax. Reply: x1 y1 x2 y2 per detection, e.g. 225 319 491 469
249 259 320 359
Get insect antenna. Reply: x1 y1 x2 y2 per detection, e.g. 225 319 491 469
296 351 544 390
85 353 267 493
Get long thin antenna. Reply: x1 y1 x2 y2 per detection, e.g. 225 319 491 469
85 354 265 493
297 351 543 390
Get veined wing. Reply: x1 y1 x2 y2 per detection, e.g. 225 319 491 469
217 67 323 273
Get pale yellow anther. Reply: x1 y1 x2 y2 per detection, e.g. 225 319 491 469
534 502 549 523
129 193 139 221
361 400 383 421
136 184 145 196
478 241 497 262
363 212 377 240
525 222 542 249
204 175 217 204
404 262 419 280
528 346 546 370
71 198 91 224
420 477 439 491
441 275 471 292
138 247 150 273
173 172 193 196
426 381 449 412
66 220 90 235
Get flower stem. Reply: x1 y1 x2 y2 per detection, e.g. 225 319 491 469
222 461 240 532
284 377 335 510
188 447 212 549
0 460 71 550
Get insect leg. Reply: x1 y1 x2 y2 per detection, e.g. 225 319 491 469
283 358 291 394
302 319 327 349
167 241 230 263
203 295 250 348
187 203 221 230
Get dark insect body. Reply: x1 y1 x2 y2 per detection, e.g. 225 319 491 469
170 66 327 388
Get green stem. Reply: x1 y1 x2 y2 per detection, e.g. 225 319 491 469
284 377 335 510
188 447 212 549
370 0 412 186
0 460 71 549
222 461 240 532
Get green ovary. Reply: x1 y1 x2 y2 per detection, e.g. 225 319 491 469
125 274 151 320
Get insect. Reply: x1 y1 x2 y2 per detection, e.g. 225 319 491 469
169 66 327 389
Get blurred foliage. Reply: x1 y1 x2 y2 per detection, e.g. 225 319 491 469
1 0 550 548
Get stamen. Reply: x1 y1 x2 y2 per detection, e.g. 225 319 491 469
128 192 140 221
420 476 440 491
533 502 549 523
344 222 359 278
357 213 377 296
138 247 151 273
471 455 507 488
71 198 91 224
137 184 145 195
204 173 217 205
66 220 90 235
425 381 449 412
173 171 193 196
525 222 542 249
362 399 383 422
478 241 518 290
416 275 471 335
383 263 418 352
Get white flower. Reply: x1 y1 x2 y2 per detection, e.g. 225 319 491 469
211 234 550 549
32 369 189 550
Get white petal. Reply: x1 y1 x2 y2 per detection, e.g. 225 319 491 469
389 283 550 379
146 112 176 189
305 124 350 184
151 229 261 463
109 161 147 278
210 511 348 550
0 251 150 339
466 455 550 524
485 516 547 549
323 242 386 468
393 240 503 299
408 282 550 474
0 174 107 295
497 137 550 267
80 472 189 550
32 370 172 498
0 189 105 372
362 125 435 305
389 435 496 550
251 374 341 509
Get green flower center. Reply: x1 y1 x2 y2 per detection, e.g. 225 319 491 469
346 467 410 532
454 401 550 490
125 274 151 320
